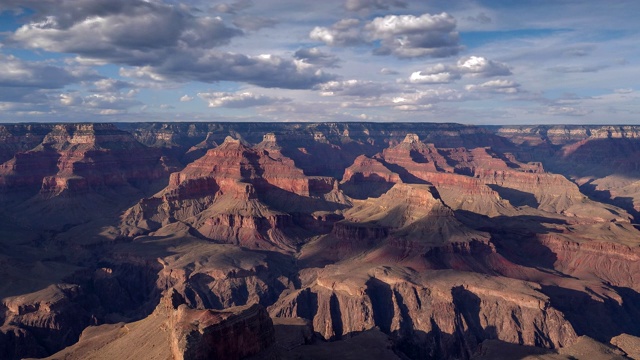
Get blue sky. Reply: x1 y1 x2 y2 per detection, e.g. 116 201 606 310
0 0 638 124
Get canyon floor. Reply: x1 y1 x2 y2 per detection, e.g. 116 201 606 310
1 122 640 359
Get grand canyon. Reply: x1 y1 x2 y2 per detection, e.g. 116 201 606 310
0 122 639 359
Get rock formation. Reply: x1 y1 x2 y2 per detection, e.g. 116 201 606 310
0 122 639 360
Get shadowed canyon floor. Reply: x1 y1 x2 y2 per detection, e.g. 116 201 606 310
1 122 640 359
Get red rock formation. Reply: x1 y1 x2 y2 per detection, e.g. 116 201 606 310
270 267 578 358
170 302 275 360
0 284 96 359
122 135 349 251
1 124 640 360
537 234 640 291
0 123 171 197
342 155 402 185
382 133 453 174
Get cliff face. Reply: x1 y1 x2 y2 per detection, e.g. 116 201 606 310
170 302 275 360
1 122 640 360
0 124 170 197
121 135 349 252
269 268 577 358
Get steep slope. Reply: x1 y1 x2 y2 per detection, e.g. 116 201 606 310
0 124 174 230
122 135 348 252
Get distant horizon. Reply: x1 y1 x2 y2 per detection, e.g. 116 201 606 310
3 120 640 128
0 0 638 124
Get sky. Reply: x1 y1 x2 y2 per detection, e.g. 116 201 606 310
0 0 638 124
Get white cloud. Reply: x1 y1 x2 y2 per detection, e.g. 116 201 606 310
457 56 511 77
391 88 466 108
366 12 461 58
180 94 194 102
59 93 82 106
380 68 399 75
310 12 461 59
197 91 290 108
465 79 520 94
294 48 340 68
407 56 511 84
7 0 335 90
309 19 363 46
544 106 592 116
409 70 460 84
0 54 80 90
316 79 398 97
614 88 634 94
93 78 132 92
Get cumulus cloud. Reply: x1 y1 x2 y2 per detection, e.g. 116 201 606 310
93 78 132 92
122 51 337 89
6 0 334 89
180 94 194 102
197 91 290 108
317 79 398 97
465 79 520 94
366 13 461 58
11 2 242 54
407 56 511 84
456 56 512 77
310 12 461 58
409 63 461 84
409 71 459 84
345 0 407 12
0 54 82 90
310 19 363 46
294 48 340 68
59 91 142 113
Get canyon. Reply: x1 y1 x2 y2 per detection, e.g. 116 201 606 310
0 122 639 359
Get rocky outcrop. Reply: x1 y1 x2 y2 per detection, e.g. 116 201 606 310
340 155 401 199
154 239 298 311
170 302 274 360
270 268 578 359
121 136 349 251
1 123 640 360
382 133 453 175
0 284 96 359
40 289 276 360
0 124 171 198
537 234 640 291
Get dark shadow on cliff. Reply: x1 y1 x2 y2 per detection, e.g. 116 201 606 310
580 181 640 223
377 158 430 185
486 185 539 208
392 286 500 359
340 173 395 200
280 139 375 178
540 285 640 343
546 138 640 179
455 211 566 271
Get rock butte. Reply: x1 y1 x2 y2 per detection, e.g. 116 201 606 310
0 122 639 359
